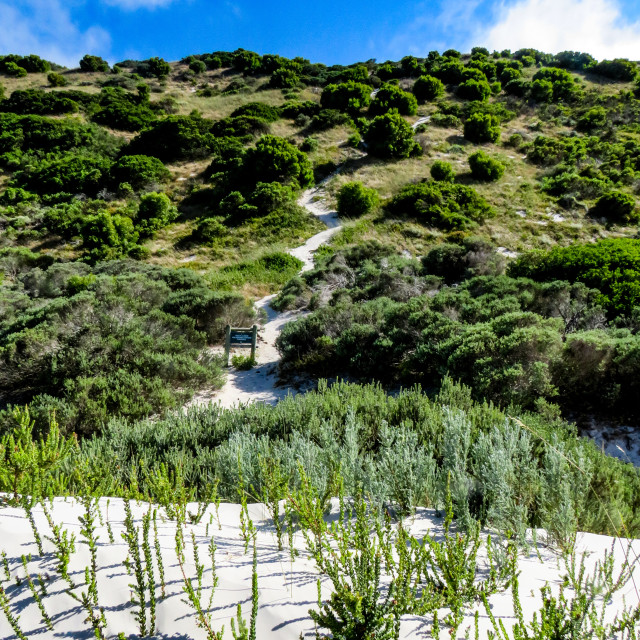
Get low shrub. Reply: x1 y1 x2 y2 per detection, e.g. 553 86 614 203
468 150 505 181
463 112 500 144
430 160 455 182
336 181 379 217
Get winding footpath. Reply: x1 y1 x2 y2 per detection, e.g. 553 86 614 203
188 176 342 409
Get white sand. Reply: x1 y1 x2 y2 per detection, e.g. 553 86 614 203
1 497 638 639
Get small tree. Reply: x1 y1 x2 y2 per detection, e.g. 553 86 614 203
320 81 371 114
468 150 505 181
369 83 418 116
456 79 491 101
412 74 445 102
463 112 500 144
364 112 421 159
242 135 313 188
79 54 110 73
336 182 379 217
270 68 299 89
431 160 455 182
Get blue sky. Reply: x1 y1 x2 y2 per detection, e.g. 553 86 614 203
1 0 640 68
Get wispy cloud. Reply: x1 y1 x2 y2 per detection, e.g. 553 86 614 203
102 0 176 10
0 0 110 68
479 0 640 59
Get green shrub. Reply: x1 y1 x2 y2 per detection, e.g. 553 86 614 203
463 112 500 144
530 79 553 102
369 83 418 116
3 62 27 77
193 217 228 243
576 107 608 131
591 191 637 224
269 68 299 89
456 79 491 101
364 112 421 159
430 160 455 182
387 180 494 229
590 58 638 81
336 182 379 217
136 192 178 237
189 59 206 74
320 81 371 114
110 155 170 189
231 354 256 370
230 102 281 123
47 72 68 87
79 54 110 73
468 150 505 181
412 74 445 102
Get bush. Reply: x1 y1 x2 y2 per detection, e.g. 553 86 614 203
369 83 418 116
468 150 505 181
364 112 421 159
456 79 491 101
242 135 313 189
47 72 68 87
320 81 371 114
387 180 494 229
591 191 637 224
193 217 228 243
189 59 207 74
110 155 170 189
79 54 109 73
430 160 455 182
412 74 445 102
3 62 27 77
590 58 638 82
576 106 608 131
136 192 178 237
463 112 500 144
269 68 299 89
336 182 379 217
530 79 553 102
230 102 281 123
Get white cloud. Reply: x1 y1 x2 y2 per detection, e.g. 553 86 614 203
102 0 176 9
480 0 640 60
0 0 111 68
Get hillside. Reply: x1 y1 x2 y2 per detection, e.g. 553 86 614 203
1 44 640 640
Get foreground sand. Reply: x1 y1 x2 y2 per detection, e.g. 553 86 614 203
1 497 638 639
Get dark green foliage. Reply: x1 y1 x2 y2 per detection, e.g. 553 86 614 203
463 112 500 143
1 62 27 77
0 54 50 75
369 83 418 116
91 87 156 131
79 55 110 73
80 211 138 261
468 150 505 181
230 102 280 122
136 192 178 238
336 182 379 217
138 57 171 79
1 89 79 115
363 112 420 159
189 60 207 74
320 81 371 114
0 262 225 433
386 180 494 229
232 50 261 75
110 155 170 190
552 51 596 70
530 79 553 102
310 109 352 131
124 115 215 161
241 135 313 189
10 155 112 196
456 79 491 102
509 238 640 316
590 58 638 81
591 191 637 224
412 74 445 102
430 160 455 182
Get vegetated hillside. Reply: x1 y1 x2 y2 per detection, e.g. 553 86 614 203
2 47 640 433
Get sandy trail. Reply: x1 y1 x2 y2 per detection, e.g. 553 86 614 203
189 178 342 409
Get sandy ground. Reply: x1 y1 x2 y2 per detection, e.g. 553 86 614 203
0 497 638 639
189 178 342 410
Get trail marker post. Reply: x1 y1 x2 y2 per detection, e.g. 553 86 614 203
224 324 258 366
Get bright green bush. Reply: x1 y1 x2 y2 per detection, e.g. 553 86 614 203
463 112 500 144
230 102 281 122
456 79 491 101
47 72 68 87
468 150 505 181
336 181 379 217
364 112 421 159
269 68 299 89
430 160 455 182
530 79 553 102
412 74 445 102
